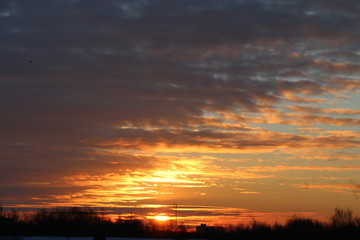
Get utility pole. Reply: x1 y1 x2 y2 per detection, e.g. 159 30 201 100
173 203 178 231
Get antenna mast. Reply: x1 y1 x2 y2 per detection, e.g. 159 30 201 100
174 203 178 231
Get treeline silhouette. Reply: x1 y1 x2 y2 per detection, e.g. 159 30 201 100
1 207 360 239
0 207 151 238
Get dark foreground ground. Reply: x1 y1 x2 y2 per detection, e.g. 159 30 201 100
1 207 360 240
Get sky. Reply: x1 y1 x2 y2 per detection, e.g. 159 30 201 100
1 0 360 226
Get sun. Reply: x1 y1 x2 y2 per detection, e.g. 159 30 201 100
154 214 170 221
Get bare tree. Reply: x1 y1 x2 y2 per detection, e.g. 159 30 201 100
331 208 355 227
0 205 4 218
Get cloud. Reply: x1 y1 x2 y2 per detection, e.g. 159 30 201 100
240 165 360 173
287 106 360 116
1 0 360 220
92 127 360 153
294 183 356 193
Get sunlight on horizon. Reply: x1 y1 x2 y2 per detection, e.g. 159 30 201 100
153 214 170 221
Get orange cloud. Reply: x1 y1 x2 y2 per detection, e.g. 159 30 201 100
239 165 360 173
287 105 360 116
294 183 356 193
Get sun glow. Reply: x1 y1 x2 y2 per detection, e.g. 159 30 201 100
154 214 170 221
